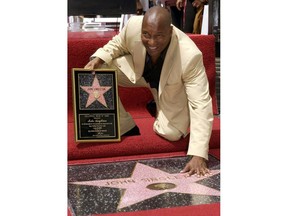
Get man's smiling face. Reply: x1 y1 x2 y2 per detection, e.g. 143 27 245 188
141 8 172 60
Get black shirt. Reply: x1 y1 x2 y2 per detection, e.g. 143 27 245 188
142 45 169 90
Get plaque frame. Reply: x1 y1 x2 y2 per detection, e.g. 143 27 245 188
72 68 121 142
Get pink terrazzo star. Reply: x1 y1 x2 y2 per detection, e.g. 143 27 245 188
71 163 220 209
80 76 112 108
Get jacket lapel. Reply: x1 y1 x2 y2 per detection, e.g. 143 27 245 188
133 40 146 81
158 33 177 97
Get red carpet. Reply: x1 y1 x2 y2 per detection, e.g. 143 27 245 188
68 203 220 216
68 116 220 162
99 203 220 216
68 149 220 166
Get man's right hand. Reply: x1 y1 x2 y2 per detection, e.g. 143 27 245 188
84 57 105 70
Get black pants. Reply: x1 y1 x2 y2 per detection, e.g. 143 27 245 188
170 6 183 30
170 1 197 33
183 0 198 33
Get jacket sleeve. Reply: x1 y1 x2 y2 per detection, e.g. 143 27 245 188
182 52 214 160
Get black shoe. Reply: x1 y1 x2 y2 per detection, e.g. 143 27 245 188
146 100 156 117
122 125 140 136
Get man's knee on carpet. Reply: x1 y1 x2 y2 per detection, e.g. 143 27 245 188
153 120 182 141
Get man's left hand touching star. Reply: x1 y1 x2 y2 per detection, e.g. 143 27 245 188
181 155 211 177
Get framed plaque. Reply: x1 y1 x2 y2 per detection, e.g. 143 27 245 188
72 68 121 142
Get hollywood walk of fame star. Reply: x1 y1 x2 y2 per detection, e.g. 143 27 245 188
70 162 220 209
80 76 112 108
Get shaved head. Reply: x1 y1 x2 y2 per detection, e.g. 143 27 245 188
143 6 172 29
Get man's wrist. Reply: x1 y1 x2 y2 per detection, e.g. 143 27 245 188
187 155 207 161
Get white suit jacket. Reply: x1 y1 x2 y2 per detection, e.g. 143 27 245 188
92 16 213 160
